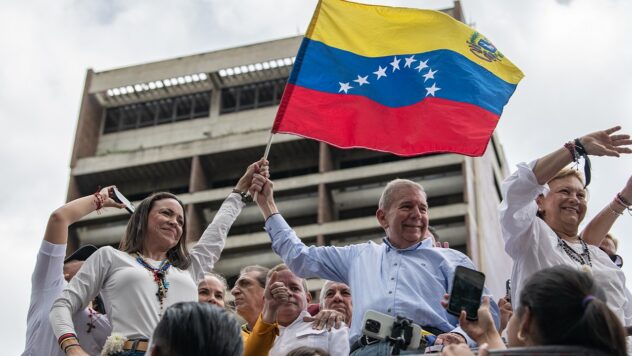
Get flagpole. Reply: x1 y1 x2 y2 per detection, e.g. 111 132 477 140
262 132 274 160
253 132 274 202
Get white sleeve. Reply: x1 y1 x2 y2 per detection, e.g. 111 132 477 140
31 240 66 296
498 161 548 258
50 247 112 339
188 193 244 281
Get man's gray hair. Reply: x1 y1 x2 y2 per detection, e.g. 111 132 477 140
378 179 426 210
319 280 335 308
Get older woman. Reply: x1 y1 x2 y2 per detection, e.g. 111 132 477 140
499 126 632 328
50 160 268 356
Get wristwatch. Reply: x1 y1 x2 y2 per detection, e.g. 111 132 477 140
232 189 253 203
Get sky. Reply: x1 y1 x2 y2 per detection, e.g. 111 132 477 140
1 0 631 353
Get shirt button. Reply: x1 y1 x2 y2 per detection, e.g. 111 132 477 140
394 263 398 266
421 263 426 267
387 308 391 312
391 277 395 280
389 291 392 294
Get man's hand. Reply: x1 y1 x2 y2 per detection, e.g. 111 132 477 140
262 271 288 323
303 309 345 331
579 126 632 157
251 171 278 219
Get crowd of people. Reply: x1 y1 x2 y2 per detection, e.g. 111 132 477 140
22 126 632 356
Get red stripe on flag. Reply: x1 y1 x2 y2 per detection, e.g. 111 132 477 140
273 84 499 157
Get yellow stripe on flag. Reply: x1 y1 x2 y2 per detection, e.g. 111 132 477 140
306 0 524 85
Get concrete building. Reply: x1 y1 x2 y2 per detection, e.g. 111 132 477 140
65 1 512 297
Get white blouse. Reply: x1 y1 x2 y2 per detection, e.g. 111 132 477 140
499 161 631 326
50 193 244 341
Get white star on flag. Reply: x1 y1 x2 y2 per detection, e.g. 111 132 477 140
423 68 438 82
404 55 416 68
425 83 441 96
338 82 353 94
353 75 370 86
415 59 429 72
390 56 401 72
373 66 387 80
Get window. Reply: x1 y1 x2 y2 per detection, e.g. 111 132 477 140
103 91 211 134
220 78 287 114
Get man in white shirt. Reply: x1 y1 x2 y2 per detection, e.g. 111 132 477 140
245 264 349 356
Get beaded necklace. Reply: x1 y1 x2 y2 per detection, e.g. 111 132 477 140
135 253 172 316
557 236 592 270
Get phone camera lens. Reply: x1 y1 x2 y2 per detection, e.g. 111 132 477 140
365 319 381 333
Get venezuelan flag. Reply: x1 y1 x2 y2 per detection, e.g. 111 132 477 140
273 0 524 157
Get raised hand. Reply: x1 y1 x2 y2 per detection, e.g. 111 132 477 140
579 126 632 157
236 158 269 193
100 186 126 210
262 271 288 323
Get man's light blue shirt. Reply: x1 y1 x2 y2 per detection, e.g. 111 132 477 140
265 214 500 346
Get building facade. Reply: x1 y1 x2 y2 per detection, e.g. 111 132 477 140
65 1 513 297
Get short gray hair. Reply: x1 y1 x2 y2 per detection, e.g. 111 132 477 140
319 280 351 308
378 179 426 210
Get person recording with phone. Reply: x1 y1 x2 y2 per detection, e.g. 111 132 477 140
250 175 500 355
498 126 632 341
441 265 627 356
50 160 268 356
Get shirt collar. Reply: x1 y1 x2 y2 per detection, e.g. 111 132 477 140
382 237 432 252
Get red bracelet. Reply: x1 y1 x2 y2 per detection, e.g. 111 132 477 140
93 187 105 212
564 141 577 162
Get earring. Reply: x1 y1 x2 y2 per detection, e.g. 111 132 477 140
517 330 527 342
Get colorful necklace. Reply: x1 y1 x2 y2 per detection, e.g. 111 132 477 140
136 253 172 315
557 236 592 270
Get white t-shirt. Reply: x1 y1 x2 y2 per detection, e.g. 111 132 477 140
499 161 631 326
23 240 111 356
269 310 350 356
50 193 244 341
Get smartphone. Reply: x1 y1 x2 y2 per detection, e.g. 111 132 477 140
108 186 135 214
447 266 486 321
361 310 422 350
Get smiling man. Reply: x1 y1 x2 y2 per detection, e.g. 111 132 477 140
252 177 499 355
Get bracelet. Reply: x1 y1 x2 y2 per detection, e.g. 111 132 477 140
617 192 631 207
232 188 253 203
93 186 105 211
564 141 578 162
64 343 81 353
608 202 623 216
58 334 78 352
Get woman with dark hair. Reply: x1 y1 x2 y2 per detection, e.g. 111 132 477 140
442 265 627 356
498 126 632 331
150 302 242 356
50 160 268 356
